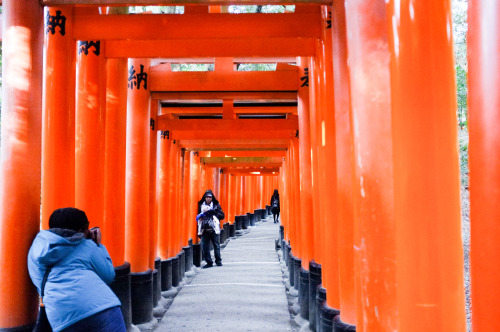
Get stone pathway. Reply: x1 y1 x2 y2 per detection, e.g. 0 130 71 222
153 217 293 332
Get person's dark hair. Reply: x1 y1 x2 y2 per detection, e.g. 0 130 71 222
49 207 89 232
272 189 279 197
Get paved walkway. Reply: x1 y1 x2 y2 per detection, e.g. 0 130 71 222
154 216 293 332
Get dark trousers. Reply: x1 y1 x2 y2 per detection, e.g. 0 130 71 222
273 212 280 223
62 306 126 332
201 230 221 265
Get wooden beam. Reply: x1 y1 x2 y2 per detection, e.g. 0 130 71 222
171 130 294 140
162 106 296 115
157 117 298 131
73 13 321 41
179 139 289 150
106 38 315 58
209 151 286 157
202 156 282 164
152 91 297 101
223 168 280 175
151 70 299 92
152 57 297 64
43 0 330 7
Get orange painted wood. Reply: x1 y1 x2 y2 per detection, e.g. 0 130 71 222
469 1 500 330
125 58 151 272
291 137 302 259
157 135 172 259
148 100 158 268
73 12 321 41
41 6 75 228
162 106 295 115
345 1 396 329
223 168 280 175
209 151 286 158
331 0 355 320
103 57 128 266
182 150 191 247
227 175 235 224
189 152 201 244
307 53 323 268
168 142 179 257
171 130 295 140
388 0 466 330
297 57 314 269
152 91 296 101
151 71 298 92
75 23 106 232
107 38 317 58
43 0 330 5
178 139 289 150
0 0 43 327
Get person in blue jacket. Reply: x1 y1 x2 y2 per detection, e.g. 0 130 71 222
28 207 125 332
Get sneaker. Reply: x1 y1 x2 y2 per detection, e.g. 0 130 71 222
203 263 213 269
216 262 222 266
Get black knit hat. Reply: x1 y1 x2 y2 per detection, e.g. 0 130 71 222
48 207 89 232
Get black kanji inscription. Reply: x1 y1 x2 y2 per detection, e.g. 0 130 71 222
128 65 148 90
78 41 100 56
161 131 169 139
46 10 66 36
300 68 309 87
150 118 155 131
326 11 332 29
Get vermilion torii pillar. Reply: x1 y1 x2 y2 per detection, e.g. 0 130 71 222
125 58 151 273
103 56 128 265
41 6 75 228
388 1 466 330
158 130 172 259
331 0 355 323
469 1 500 330
0 0 43 329
297 57 314 271
149 100 158 269
75 22 106 229
344 1 397 330
190 151 201 243
103 7 128 267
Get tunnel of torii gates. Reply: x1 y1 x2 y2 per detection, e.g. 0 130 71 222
0 0 498 331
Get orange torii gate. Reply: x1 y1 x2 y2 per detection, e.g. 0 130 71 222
0 1 498 331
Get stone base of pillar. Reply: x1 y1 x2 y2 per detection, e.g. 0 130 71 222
229 223 236 237
110 261 132 330
178 251 185 280
130 269 153 325
288 251 295 287
154 258 161 304
161 259 172 291
333 315 356 332
171 256 179 287
294 257 302 291
320 303 340 332
235 215 243 230
182 246 191 272
299 267 310 320
315 286 327 332
152 269 159 307
193 243 201 267
242 214 249 229
309 261 322 330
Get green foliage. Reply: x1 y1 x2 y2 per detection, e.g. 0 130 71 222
459 129 469 187
456 65 468 129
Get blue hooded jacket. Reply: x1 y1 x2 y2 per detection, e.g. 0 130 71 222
28 229 121 332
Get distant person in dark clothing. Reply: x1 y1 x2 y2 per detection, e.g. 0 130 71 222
270 189 280 223
197 189 225 268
